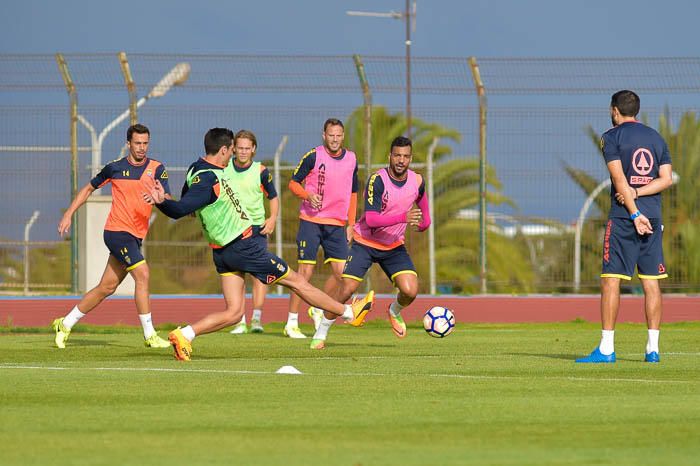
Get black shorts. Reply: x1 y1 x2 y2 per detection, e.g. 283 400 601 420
296 219 348 265
213 233 289 285
342 241 416 284
601 217 667 280
103 230 145 271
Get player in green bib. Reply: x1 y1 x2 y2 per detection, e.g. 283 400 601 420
144 127 375 361
228 130 278 335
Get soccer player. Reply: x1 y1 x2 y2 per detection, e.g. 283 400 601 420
309 136 431 350
576 90 673 364
227 130 278 335
286 118 359 338
143 128 374 361
53 124 171 349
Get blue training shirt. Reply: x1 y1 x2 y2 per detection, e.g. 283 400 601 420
601 121 671 219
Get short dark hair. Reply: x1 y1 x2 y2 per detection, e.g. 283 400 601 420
127 124 150 141
611 90 640 117
204 128 234 155
390 136 412 152
323 118 344 132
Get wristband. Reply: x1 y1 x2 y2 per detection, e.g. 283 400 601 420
630 211 641 220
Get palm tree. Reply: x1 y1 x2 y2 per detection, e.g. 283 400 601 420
345 106 532 294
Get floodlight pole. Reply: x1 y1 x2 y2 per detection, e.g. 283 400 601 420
80 62 191 176
347 1 415 138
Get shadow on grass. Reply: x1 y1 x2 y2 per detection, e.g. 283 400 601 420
506 352 641 363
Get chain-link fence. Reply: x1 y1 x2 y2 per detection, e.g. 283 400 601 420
1 53 698 295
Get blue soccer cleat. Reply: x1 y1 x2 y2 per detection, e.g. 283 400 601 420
644 351 660 363
575 347 616 363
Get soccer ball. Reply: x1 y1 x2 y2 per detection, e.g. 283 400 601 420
423 306 455 338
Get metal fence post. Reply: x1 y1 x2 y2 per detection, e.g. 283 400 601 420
118 52 138 125
273 135 288 295
23 211 40 294
55 53 79 293
427 138 439 295
469 56 488 294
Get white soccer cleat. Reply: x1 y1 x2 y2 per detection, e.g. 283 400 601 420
308 306 323 331
283 326 307 339
229 322 248 334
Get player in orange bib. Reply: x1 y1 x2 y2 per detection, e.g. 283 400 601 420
52 124 172 349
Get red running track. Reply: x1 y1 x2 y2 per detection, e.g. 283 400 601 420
1 295 698 327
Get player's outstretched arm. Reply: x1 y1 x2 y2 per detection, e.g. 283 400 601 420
58 183 96 237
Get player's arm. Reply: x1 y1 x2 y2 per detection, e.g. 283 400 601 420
58 164 111 236
289 149 321 208
607 160 652 235
638 163 673 196
58 182 96 236
414 175 431 232
147 172 217 219
260 165 278 235
155 163 173 200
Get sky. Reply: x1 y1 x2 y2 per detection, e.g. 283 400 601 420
1 0 699 57
2 0 699 241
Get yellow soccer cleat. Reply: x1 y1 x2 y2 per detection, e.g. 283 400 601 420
349 290 374 327
52 318 70 349
144 332 171 348
168 327 193 361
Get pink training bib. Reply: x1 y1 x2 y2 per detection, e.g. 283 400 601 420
354 168 419 248
299 145 357 223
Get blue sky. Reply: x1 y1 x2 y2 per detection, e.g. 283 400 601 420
2 0 698 241
1 0 698 57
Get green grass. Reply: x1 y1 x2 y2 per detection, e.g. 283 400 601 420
1 321 699 465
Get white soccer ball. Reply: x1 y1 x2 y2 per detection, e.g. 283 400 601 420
422 306 455 338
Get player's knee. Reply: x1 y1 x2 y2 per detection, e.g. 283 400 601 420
97 280 119 297
130 264 149 283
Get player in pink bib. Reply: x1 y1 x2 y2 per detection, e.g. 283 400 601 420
309 136 431 349
286 118 359 338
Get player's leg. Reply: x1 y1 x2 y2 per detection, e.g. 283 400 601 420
308 277 364 350
637 219 667 362
250 278 267 333
230 274 249 335
309 242 372 349
169 273 246 361
286 219 321 338
308 225 350 328
52 254 126 348
380 246 418 339
577 218 636 363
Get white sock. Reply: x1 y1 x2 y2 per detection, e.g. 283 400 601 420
181 325 196 342
313 316 336 340
252 309 262 322
138 313 156 339
646 329 660 354
286 312 298 328
599 329 615 355
389 301 405 317
341 305 354 321
238 314 247 325
63 306 85 330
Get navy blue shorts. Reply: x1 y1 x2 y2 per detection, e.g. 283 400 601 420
342 241 416 284
103 230 145 271
296 219 348 264
213 233 289 285
601 217 667 280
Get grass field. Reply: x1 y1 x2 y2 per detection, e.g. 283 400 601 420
1 320 699 465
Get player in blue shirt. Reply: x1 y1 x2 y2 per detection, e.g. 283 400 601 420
576 90 673 364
